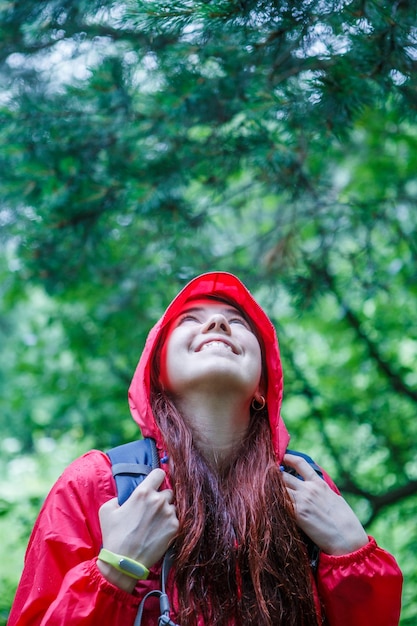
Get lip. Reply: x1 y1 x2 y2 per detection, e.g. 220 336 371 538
195 337 240 354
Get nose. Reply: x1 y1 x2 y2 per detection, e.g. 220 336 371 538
202 314 231 335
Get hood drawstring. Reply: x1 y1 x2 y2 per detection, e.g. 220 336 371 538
134 548 179 626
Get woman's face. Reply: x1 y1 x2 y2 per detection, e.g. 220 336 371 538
159 299 263 400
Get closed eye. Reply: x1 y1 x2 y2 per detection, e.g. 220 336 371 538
178 314 201 325
229 317 251 329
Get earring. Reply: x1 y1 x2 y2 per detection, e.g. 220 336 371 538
251 395 266 411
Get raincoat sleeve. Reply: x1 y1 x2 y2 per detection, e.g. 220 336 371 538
315 471 402 626
8 450 142 626
317 537 402 626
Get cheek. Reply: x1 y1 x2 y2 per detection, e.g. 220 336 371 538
248 339 263 386
159 346 169 389
254 349 263 383
158 324 187 391
157 326 176 390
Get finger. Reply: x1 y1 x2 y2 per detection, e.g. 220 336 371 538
164 489 175 504
99 497 119 518
281 470 300 490
283 454 320 481
140 467 167 491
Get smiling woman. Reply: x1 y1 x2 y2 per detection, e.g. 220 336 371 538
161 300 262 393
9 272 402 626
158 299 264 466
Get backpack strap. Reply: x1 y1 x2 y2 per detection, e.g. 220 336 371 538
107 438 160 506
283 448 324 573
106 439 178 625
284 449 324 480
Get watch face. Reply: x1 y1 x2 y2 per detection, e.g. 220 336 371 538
119 557 148 579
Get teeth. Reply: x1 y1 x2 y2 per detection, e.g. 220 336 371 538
201 341 232 352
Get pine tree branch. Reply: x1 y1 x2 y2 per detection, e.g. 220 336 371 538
339 476 417 527
0 22 172 66
281 312 417 526
281 344 357 484
322 267 417 403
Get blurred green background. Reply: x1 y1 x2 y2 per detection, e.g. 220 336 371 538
1 1 416 623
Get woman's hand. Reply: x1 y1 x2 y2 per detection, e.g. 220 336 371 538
97 468 179 591
281 453 368 556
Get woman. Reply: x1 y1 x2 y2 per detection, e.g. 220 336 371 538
9 271 402 625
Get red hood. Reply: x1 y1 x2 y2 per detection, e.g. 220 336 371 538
128 271 289 462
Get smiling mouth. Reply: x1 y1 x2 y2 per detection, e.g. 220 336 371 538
200 341 234 353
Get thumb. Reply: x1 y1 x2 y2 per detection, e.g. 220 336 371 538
99 497 119 519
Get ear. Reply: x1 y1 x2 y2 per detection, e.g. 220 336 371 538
254 390 264 403
254 379 266 401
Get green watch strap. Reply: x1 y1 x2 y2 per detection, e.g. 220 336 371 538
98 548 150 580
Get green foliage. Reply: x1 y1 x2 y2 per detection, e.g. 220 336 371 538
0 435 94 625
0 0 416 622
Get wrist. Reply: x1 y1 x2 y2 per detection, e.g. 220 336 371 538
98 548 150 579
97 558 138 593
325 531 369 556
97 548 150 592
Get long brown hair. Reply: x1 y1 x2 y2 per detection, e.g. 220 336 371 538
151 390 319 626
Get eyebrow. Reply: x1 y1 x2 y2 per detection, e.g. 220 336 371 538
180 305 245 317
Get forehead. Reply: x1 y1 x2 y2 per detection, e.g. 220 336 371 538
178 298 245 316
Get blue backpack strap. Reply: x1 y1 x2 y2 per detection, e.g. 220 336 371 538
107 440 178 625
107 438 160 505
284 449 324 480
284 449 323 574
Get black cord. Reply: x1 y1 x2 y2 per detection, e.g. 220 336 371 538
158 548 180 626
134 549 180 626
134 590 162 626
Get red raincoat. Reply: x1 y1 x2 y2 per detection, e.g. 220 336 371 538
9 272 402 626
